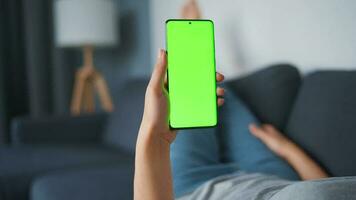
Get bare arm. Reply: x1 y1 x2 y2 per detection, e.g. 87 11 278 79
134 50 176 200
249 124 328 180
135 127 175 200
134 49 225 200
135 1 200 197
282 139 329 180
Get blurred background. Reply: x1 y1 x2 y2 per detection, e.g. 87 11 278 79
0 0 151 142
0 0 356 199
1 0 356 143
152 0 356 77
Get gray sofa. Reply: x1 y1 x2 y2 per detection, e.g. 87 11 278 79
1 64 356 200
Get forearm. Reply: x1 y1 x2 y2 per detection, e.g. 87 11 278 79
134 127 174 200
282 142 328 180
133 49 222 200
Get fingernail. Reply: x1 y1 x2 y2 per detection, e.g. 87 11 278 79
157 49 161 59
157 49 162 59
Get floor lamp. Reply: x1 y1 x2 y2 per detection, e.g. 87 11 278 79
54 0 118 115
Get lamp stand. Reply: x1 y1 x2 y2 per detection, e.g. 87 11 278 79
71 45 114 115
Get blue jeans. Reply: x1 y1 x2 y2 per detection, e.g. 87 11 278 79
170 88 299 198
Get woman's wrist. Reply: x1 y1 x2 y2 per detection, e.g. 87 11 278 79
137 122 171 150
280 141 300 159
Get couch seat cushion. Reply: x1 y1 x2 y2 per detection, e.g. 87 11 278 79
31 164 133 200
0 145 132 200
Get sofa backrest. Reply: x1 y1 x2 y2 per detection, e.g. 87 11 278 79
103 79 149 154
286 70 356 176
104 64 301 154
227 64 301 131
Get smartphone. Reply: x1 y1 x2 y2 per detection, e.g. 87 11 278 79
166 19 217 129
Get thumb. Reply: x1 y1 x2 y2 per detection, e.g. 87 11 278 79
149 49 167 88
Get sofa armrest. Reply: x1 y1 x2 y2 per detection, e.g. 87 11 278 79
10 113 109 145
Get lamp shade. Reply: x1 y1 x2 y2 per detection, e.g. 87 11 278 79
54 0 119 47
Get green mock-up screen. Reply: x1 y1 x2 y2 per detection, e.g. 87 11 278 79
166 20 217 129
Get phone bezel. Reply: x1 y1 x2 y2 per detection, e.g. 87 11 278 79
165 19 218 130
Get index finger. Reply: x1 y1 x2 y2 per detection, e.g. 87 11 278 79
149 49 167 88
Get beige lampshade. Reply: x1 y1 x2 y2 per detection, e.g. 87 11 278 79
54 0 119 47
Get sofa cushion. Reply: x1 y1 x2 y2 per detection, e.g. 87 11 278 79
104 65 301 153
11 114 108 145
0 145 132 200
227 64 301 131
103 79 148 154
286 71 356 176
31 164 133 200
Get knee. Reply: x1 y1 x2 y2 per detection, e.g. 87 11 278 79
220 86 245 109
220 86 257 122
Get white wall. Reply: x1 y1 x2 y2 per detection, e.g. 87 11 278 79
150 0 356 79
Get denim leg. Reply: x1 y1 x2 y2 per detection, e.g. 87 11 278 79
171 127 238 198
219 87 299 180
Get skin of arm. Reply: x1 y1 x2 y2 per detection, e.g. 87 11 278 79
134 49 225 200
249 124 329 180
135 5 205 199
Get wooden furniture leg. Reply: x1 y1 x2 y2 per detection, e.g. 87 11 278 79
71 71 87 115
83 78 95 113
94 72 114 112
70 46 114 115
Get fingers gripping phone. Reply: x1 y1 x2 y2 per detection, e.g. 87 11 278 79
166 19 217 129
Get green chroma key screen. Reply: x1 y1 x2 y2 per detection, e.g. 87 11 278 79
166 19 217 129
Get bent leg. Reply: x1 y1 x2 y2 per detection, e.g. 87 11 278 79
171 127 238 198
220 87 299 180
